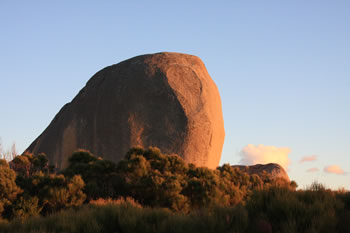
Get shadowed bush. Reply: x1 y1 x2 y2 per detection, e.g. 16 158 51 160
247 184 343 233
0 200 249 233
63 150 119 200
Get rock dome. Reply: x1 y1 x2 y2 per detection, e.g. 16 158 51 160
26 52 225 169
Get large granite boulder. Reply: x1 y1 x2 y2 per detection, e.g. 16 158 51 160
26 52 225 170
232 163 290 182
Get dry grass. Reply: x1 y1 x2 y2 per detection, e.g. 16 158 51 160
89 197 142 208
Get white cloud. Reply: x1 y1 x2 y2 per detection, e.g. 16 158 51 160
239 144 291 170
306 167 319 173
299 155 317 163
324 165 346 175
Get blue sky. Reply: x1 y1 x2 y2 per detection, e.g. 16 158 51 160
1 1 349 189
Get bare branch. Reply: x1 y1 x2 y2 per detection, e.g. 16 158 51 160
0 137 3 159
11 142 17 158
0 138 17 161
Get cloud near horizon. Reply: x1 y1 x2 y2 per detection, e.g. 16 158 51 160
306 167 319 173
324 165 346 175
299 155 317 163
239 144 291 170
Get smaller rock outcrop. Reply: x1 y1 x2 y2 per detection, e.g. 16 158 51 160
232 163 290 182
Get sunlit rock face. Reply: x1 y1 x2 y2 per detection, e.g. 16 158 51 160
26 52 225 170
232 163 290 182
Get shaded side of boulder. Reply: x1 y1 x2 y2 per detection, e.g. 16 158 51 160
26 52 225 170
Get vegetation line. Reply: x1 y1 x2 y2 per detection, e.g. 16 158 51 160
0 147 349 233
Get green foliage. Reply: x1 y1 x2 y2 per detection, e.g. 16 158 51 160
2 146 349 233
10 155 31 177
116 147 190 211
61 147 294 212
115 147 286 211
42 174 86 213
7 153 86 219
183 166 222 208
247 185 344 233
16 173 86 215
0 159 8 167
63 150 119 199
0 201 249 233
11 196 42 219
10 153 51 178
3 191 347 233
0 159 22 218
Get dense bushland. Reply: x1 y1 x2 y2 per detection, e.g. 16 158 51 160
0 154 86 220
62 147 292 211
0 147 349 233
0 190 349 233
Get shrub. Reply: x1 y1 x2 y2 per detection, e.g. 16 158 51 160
14 172 86 216
63 150 119 199
0 159 22 218
62 147 293 212
11 196 42 219
246 185 343 233
10 153 51 178
0 202 249 233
